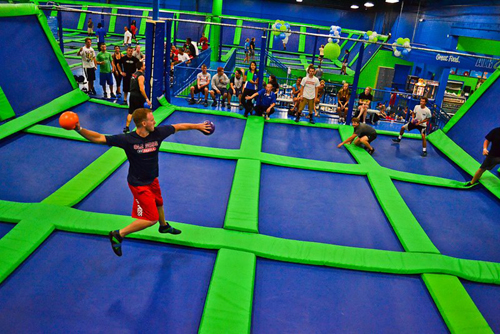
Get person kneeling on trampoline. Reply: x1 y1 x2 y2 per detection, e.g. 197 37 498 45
74 108 212 256
337 117 377 155
392 97 432 157
465 126 500 187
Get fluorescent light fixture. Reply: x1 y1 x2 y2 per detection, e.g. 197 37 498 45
364 2 374 7
351 4 359 9
386 0 399 3
296 0 303 2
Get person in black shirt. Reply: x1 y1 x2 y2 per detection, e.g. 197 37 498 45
184 38 197 59
74 108 212 256
123 62 151 133
120 46 139 104
249 38 256 60
465 127 500 187
341 49 350 75
357 87 373 123
268 75 279 93
337 117 377 155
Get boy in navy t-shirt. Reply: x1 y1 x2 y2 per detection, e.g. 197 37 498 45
74 108 212 256
245 83 277 120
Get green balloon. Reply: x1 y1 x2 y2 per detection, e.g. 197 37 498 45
280 25 287 31
323 42 341 61
404 38 411 43
367 30 373 36
397 37 404 44
372 37 378 43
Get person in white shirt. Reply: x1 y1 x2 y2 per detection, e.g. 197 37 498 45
295 65 320 124
392 97 432 157
132 45 145 62
209 67 230 108
189 64 211 107
123 26 132 47
77 37 97 95
177 48 191 64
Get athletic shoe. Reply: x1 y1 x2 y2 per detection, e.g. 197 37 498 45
159 224 182 235
239 105 244 110
203 101 208 107
123 126 129 133
294 115 300 122
244 112 249 117
110 93 116 98
421 151 427 157
188 98 196 105
211 101 217 107
265 115 270 120
108 231 123 257
368 148 375 155
392 138 401 143
309 118 315 124
103 93 108 99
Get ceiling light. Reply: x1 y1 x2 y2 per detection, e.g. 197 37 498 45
385 0 399 3
351 4 359 9
364 2 374 7
296 0 303 2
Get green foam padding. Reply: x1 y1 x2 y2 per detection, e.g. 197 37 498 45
89 98 128 108
76 5 87 31
423 274 494 334
221 48 236 63
298 26 306 53
0 89 89 141
233 19 243 46
386 168 469 189
199 249 255 334
443 69 500 133
108 8 118 33
0 86 15 121
428 130 500 199
139 11 149 35
0 3 37 17
239 116 264 157
224 159 260 233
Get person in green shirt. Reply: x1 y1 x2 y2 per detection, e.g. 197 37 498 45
96 43 116 99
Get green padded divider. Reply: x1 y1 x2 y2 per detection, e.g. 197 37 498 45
376 129 422 139
0 3 37 17
0 219 55 284
298 26 306 53
89 98 129 108
77 5 87 31
25 124 91 142
139 11 149 35
0 86 15 121
50 10 57 17
224 159 260 233
36 9 78 89
199 249 255 334
233 19 243 46
428 130 500 199
221 47 236 62
443 69 500 133
423 274 493 333
239 116 264 158
0 89 89 141
385 168 469 189
160 142 241 160
42 147 127 207
1 201 499 285
108 8 118 33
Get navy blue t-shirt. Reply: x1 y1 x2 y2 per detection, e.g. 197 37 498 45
486 127 500 157
95 28 106 43
105 125 176 186
256 89 276 107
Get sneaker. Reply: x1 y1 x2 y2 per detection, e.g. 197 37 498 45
108 231 123 257
244 112 249 117
159 224 182 235
294 115 300 122
110 93 116 98
221 101 226 108
309 118 315 124
188 98 196 105
103 93 108 99
392 138 401 143
368 147 375 155
123 126 129 133
239 105 244 110
211 101 217 107
203 101 208 107
265 115 270 120
421 151 427 157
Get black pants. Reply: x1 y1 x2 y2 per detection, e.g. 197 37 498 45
254 105 275 116
242 88 256 116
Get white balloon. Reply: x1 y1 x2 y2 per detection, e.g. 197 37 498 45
283 36 289 44
372 32 378 37
394 50 401 57
403 41 410 48
328 38 333 43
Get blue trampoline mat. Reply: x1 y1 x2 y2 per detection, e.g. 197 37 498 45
41 101 128 135
262 123 356 163
372 134 469 180
395 181 500 263
0 231 216 334
259 164 403 251
252 258 447 334
0 222 14 239
461 280 500 332
0 134 108 203
163 111 246 150
76 153 236 228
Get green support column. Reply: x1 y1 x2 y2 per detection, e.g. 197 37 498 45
210 0 223 62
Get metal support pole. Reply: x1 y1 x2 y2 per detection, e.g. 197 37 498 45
57 9 64 54
346 45 365 125
172 16 177 47
258 32 267 91
312 30 319 65
153 0 159 21
100 9 104 29
165 20 172 103
218 25 223 62
145 20 165 109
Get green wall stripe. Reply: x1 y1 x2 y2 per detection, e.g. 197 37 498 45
233 19 243 46
423 274 493 333
108 8 118 33
199 249 255 334
76 5 87 31
139 11 149 35
298 26 306 53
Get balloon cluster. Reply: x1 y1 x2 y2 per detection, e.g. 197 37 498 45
392 37 411 57
328 25 341 44
272 20 292 44
363 31 379 43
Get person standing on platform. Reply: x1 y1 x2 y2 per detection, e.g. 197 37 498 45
245 83 277 120
337 117 377 155
199 32 209 51
465 127 500 187
87 18 94 36
241 61 259 117
244 38 250 63
124 62 151 133
123 26 132 47
77 37 97 96
249 38 256 61
392 97 432 157
318 45 324 65
96 43 115 99
209 67 230 108
95 23 106 52
315 65 324 80
341 49 350 75
120 46 139 105
130 20 138 44
189 64 211 107
295 66 320 124
112 46 123 97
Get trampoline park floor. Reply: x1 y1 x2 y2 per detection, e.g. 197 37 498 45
1 101 500 333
